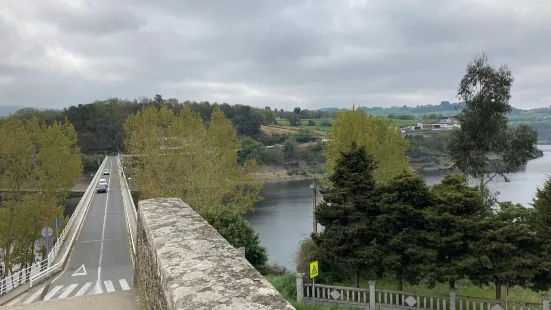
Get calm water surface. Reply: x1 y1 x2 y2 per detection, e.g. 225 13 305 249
244 145 551 271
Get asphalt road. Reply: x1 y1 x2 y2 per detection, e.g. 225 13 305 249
15 156 134 304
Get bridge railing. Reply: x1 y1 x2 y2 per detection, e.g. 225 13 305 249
117 154 137 255
0 157 108 295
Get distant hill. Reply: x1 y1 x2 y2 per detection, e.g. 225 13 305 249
0 105 28 116
321 101 537 117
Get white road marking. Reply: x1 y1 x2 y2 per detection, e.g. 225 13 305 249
44 285 64 300
96 159 113 294
104 280 115 292
6 294 24 306
119 279 130 291
23 287 45 304
58 283 78 299
75 282 93 297
71 264 87 276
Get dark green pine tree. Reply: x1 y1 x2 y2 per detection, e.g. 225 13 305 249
377 171 436 291
424 174 487 289
527 176 551 292
472 202 539 299
313 143 383 288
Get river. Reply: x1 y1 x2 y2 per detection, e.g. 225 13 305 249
244 145 551 271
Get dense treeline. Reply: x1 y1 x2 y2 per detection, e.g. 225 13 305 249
309 144 551 297
0 95 333 155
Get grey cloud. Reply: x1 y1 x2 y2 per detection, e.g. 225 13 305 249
0 0 550 110
41 6 147 36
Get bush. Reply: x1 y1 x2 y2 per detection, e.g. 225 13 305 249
294 238 348 284
82 154 106 171
320 119 332 127
307 120 316 126
204 210 269 270
261 263 290 276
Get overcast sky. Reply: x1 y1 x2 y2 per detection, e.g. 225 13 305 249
1 0 550 110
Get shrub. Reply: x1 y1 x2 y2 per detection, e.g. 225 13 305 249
204 210 268 270
294 237 348 284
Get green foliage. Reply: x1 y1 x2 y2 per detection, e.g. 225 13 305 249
528 176 551 292
238 137 283 165
294 238 348 284
448 53 538 192
313 143 383 287
377 171 435 289
424 174 487 288
324 107 410 183
472 202 539 298
0 116 82 277
123 105 262 216
283 138 300 161
204 211 268 270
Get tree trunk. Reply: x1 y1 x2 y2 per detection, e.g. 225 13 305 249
398 276 404 305
353 270 360 288
449 280 456 289
479 174 485 192
495 279 502 300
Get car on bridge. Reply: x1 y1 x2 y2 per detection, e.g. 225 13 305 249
97 178 108 193
96 183 108 193
103 169 110 175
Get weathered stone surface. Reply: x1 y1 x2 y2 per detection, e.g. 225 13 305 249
135 198 295 310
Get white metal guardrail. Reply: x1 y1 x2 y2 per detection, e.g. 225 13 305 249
27 157 108 287
117 154 137 255
0 157 108 295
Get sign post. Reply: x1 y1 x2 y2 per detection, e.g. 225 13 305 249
41 227 53 265
52 218 62 243
309 260 319 301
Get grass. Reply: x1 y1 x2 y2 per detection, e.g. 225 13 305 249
266 274 354 310
276 118 333 132
267 274 549 309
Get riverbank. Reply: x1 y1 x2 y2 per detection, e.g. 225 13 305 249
254 164 327 183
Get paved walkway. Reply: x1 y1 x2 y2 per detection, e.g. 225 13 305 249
1 291 139 310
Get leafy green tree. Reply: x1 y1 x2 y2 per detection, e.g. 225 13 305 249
448 53 538 193
377 171 435 290
424 174 487 288
0 116 82 278
527 176 551 292
124 105 263 216
324 106 410 183
472 202 539 299
204 210 268 271
283 138 299 161
313 143 383 287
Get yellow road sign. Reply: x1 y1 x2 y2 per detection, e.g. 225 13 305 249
309 260 319 278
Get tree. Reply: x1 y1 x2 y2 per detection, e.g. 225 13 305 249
424 174 487 288
313 143 384 287
472 202 539 299
527 176 551 292
0 116 82 278
123 105 263 216
203 210 268 270
283 138 299 161
377 171 435 290
448 53 538 193
324 106 410 183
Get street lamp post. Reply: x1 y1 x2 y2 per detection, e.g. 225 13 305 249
310 181 318 234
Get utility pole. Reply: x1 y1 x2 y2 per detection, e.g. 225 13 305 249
310 181 318 234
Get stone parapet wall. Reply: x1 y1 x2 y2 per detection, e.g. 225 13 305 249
134 198 295 310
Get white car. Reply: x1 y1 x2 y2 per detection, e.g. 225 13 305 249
98 178 108 185
103 169 110 175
